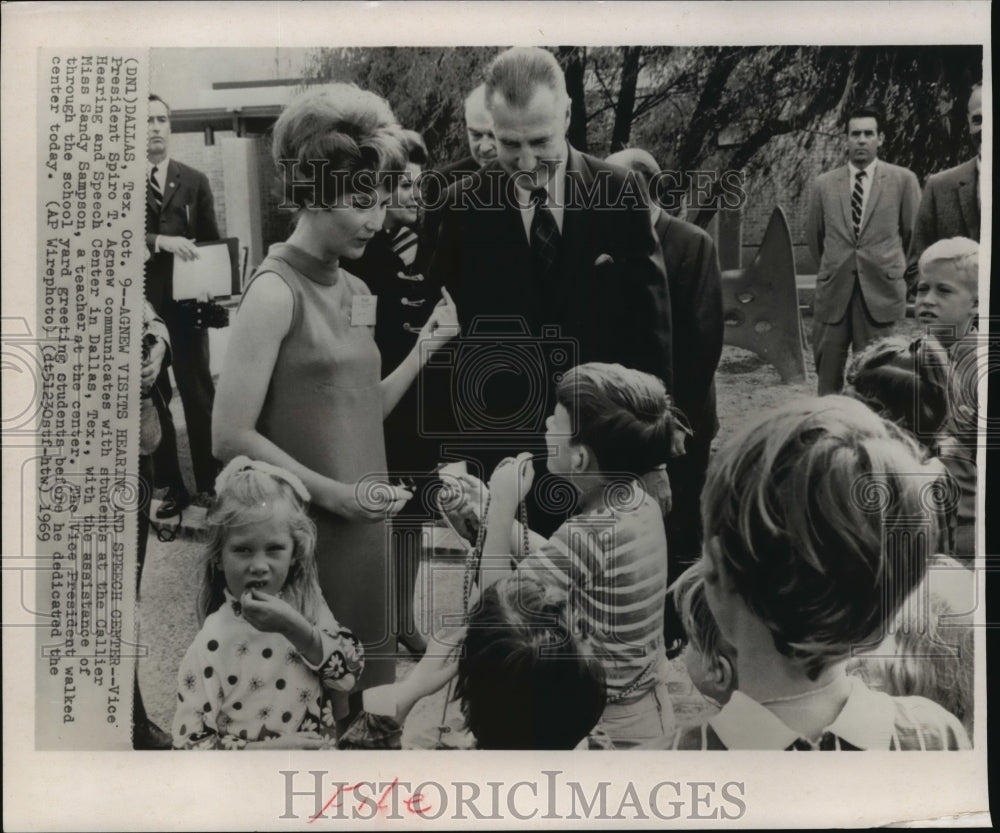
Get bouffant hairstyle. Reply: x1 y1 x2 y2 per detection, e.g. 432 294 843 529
456 575 606 749
555 362 676 477
400 129 429 167
271 83 406 210
701 395 946 680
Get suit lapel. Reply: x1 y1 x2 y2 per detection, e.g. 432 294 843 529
837 166 853 236
957 159 979 235
560 147 591 316
160 159 182 213
858 164 885 238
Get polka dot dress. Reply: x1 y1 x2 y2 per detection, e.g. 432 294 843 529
172 592 364 749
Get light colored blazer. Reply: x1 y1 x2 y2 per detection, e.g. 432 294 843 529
806 161 920 324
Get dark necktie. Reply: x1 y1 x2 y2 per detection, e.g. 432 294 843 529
530 187 561 284
851 169 866 239
788 732 840 751
148 165 163 213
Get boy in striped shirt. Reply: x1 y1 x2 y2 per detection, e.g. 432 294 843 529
480 363 676 748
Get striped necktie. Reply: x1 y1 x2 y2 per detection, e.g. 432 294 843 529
851 169 866 239
148 165 163 213
530 187 560 279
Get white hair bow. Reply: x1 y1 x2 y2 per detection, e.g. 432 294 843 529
215 455 311 503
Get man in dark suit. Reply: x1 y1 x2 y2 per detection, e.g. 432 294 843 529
910 84 982 264
145 94 221 516
427 47 672 535
606 148 723 574
440 83 497 181
806 105 921 395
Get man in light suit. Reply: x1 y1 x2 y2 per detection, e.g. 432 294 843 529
806 105 921 395
428 47 672 535
910 84 982 265
145 94 221 516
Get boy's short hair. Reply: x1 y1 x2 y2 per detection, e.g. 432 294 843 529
702 395 946 680
918 237 979 296
456 575 606 749
845 335 951 442
555 362 675 477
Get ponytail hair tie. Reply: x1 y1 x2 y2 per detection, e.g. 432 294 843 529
215 455 311 503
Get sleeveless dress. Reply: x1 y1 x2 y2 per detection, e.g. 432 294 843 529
245 242 395 696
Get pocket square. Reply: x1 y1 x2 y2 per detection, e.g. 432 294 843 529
594 253 615 268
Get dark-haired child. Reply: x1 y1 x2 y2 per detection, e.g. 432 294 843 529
338 575 607 750
480 362 675 748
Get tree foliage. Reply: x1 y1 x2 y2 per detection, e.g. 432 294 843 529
304 45 982 226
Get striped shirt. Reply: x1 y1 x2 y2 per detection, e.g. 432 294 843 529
668 677 970 750
517 488 668 698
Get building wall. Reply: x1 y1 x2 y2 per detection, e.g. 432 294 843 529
170 131 234 238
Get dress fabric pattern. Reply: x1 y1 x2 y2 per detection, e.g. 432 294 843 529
172 592 364 749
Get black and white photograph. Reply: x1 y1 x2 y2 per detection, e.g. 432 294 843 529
2 2 992 828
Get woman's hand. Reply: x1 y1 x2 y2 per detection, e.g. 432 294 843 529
416 287 459 355
323 479 412 522
487 452 535 510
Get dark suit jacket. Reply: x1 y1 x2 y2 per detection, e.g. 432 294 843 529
427 147 672 451
145 159 220 314
653 210 722 439
806 161 920 324
910 157 980 265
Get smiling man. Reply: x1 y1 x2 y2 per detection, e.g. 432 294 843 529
806 105 921 394
428 47 672 535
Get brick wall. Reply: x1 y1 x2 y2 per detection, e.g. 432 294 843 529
169 131 235 237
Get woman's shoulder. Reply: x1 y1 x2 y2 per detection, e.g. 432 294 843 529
339 268 373 297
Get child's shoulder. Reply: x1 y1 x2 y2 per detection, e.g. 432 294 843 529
889 694 971 750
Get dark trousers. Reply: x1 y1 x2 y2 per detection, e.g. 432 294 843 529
152 306 218 494
813 281 896 395
662 433 713 652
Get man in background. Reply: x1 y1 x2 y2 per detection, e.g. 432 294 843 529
145 93 221 517
806 105 921 395
606 147 723 581
910 83 983 265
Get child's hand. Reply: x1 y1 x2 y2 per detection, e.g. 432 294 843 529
240 589 304 636
488 452 534 509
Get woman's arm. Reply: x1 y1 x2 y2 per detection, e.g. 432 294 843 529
213 274 403 519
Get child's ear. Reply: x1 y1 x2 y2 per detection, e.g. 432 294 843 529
716 655 736 700
569 443 592 474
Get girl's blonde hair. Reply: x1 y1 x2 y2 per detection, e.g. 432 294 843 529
671 562 737 686
702 395 947 680
851 555 974 737
196 464 322 625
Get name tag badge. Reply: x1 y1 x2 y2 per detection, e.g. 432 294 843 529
351 294 377 326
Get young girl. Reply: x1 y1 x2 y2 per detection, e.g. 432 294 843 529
172 457 365 750
671 396 970 750
479 362 676 748
850 553 975 740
